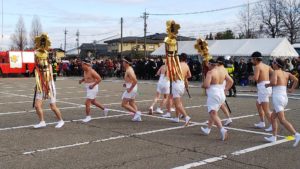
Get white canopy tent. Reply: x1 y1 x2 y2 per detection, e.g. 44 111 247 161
151 38 299 58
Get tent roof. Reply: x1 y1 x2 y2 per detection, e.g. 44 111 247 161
151 38 299 58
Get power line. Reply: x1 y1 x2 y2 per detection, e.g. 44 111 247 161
148 0 266 16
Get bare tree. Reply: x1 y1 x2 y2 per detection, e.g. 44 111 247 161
280 0 300 44
237 4 259 39
30 15 43 48
256 0 284 38
11 16 27 50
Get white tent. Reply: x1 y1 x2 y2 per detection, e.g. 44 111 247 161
151 38 299 58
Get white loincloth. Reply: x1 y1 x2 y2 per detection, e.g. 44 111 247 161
272 86 288 113
257 81 272 104
206 84 226 113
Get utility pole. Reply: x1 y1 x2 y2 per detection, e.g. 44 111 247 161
76 29 80 57
141 10 148 58
64 28 68 51
120 17 123 57
247 0 250 38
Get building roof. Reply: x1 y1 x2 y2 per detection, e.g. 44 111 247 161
79 43 107 51
104 33 195 44
151 38 299 58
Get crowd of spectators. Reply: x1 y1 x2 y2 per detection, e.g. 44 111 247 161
56 56 300 87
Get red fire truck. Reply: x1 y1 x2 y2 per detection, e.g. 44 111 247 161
0 51 35 77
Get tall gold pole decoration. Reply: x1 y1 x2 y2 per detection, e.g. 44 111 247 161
34 34 53 101
164 20 182 92
194 38 211 95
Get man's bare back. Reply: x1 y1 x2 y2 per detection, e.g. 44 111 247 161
254 62 273 83
180 62 191 80
124 66 136 84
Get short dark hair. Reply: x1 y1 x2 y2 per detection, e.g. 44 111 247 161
208 58 217 64
179 53 188 62
216 56 225 65
123 56 132 65
274 58 285 69
251 51 263 61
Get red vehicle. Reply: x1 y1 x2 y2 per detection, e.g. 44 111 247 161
0 51 35 76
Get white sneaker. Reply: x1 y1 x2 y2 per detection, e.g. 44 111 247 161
82 116 92 123
148 107 153 115
224 118 232 126
264 125 273 132
162 112 171 118
201 127 211 135
254 122 265 129
293 133 300 147
264 136 276 143
104 108 109 117
155 108 164 114
171 108 176 112
33 121 46 129
221 128 228 141
55 120 65 128
170 117 179 123
184 116 191 126
132 111 142 122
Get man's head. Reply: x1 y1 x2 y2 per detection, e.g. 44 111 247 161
81 58 91 71
179 53 188 62
251 51 262 65
122 56 132 68
272 58 285 70
216 56 225 66
208 59 217 70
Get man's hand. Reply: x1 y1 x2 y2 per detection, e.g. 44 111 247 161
79 79 84 84
288 88 294 93
89 84 95 89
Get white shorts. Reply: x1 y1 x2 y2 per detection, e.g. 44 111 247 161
172 80 185 98
157 81 170 94
85 83 98 100
122 85 138 100
272 86 288 113
257 81 272 104
36 81 56 104
206 85 226 113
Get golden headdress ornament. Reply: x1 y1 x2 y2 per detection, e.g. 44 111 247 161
194 38 211 61
34 33 51 50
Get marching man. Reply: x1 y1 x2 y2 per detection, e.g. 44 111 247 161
201 58 233 141
79 58 109 123
264 59 300 147
121 56 142 122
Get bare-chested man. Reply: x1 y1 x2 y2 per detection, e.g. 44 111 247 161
251 52 273 131
216 57 233 126
169 53 191 126
121 56 142 122
201 57 233 141
264 59 300 147
79 59 108 123
149 63 170 115
34 65 65 129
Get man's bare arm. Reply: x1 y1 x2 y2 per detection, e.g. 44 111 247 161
225 74 233 91
127 69 137 92
288 73 299 93
202 71 212 89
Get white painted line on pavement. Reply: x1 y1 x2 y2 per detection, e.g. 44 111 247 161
171 139 290 169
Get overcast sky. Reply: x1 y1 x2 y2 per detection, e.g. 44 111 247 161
0 0 256 50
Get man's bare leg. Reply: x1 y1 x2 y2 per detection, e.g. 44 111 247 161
171 98 190 126
162 95 172 118
34 100 47 128
91 99 109 116
50 103 65 128
202 110 228 141
262 102 273 131
122 99 141 122
255 101 266 128
149 92 160 115
221 104 232 126
265 111 300 146
83 99 92 123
